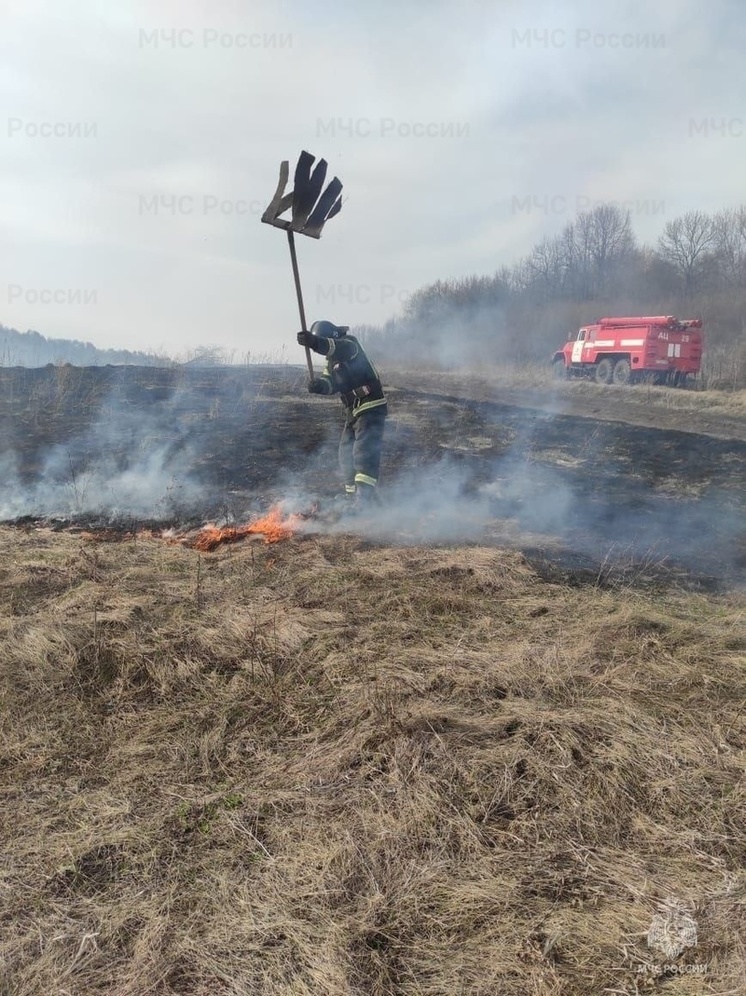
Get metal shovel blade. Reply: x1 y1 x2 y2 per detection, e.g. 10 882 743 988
261 150 343 238
260 159 289 226
291 151 328 230
302 177 342 238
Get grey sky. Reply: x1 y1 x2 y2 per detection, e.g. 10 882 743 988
1 0 744 358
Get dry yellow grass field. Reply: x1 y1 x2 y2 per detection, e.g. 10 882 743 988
1 522 744 995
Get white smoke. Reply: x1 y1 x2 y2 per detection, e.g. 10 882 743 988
0 380 206 520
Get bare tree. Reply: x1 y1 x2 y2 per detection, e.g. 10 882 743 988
514 205 637 304
524 236 568 301
573 205 636 297
712 206 746 288
657 211 717 296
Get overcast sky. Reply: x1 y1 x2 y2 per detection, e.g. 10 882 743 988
1 0 744 359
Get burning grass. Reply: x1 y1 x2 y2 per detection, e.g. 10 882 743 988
181 504 312 552
0 525 744 994
69 504 314 553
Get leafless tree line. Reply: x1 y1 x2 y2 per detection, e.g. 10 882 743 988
514 205 746 301
360 204 746 386
0 326 167 367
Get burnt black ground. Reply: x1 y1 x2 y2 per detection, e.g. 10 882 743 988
1 365 744 590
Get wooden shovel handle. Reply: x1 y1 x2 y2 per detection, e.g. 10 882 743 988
286 230 314 383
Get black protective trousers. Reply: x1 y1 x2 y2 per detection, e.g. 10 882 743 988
338 407 387 490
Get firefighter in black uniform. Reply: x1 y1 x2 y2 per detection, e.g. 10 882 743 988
296 320 387 506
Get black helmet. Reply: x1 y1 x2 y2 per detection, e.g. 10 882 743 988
310 320 349 339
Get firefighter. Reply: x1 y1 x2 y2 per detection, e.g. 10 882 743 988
296 320 387 507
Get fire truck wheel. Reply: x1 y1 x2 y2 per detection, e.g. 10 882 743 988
612 359 631 385
552 358 569 380
595 359 613 384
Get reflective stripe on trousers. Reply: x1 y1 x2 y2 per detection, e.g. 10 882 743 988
339 407 386 490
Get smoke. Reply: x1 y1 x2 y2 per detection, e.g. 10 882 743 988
312 444 742 586
1 365 742 586
0 367 260 521
0 364 337 524
301 393 744 586
0 390 205 521
0 442 200 521
319 453 578 548
325 458 497 544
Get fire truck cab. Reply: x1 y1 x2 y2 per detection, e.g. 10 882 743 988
552 316 704 386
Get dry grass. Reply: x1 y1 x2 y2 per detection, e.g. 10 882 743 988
397 362 557 391
565 380 746 416
0 526 744 995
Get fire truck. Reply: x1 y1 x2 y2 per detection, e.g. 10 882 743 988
552 315 704 385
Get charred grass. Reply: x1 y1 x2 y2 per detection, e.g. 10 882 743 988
0 527 744 995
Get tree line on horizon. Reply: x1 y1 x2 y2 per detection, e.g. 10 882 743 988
0 325 168 368
357 204 746 386
3 204 743 384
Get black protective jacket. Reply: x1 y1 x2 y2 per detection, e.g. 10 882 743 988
311 335 387 419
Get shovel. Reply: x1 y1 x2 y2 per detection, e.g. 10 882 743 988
261 151 344 381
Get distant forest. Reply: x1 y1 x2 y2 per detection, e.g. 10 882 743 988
0 325 167 367
358 204 746 386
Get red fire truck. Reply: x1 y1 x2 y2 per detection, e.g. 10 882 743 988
552 315 704 385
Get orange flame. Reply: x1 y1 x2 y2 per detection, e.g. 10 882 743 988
188 504 305 552
72 503 315 551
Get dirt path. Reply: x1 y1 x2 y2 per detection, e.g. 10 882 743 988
392 372 746 442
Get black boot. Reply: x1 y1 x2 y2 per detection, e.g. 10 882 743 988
333 485 356 505
354 482 378 509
